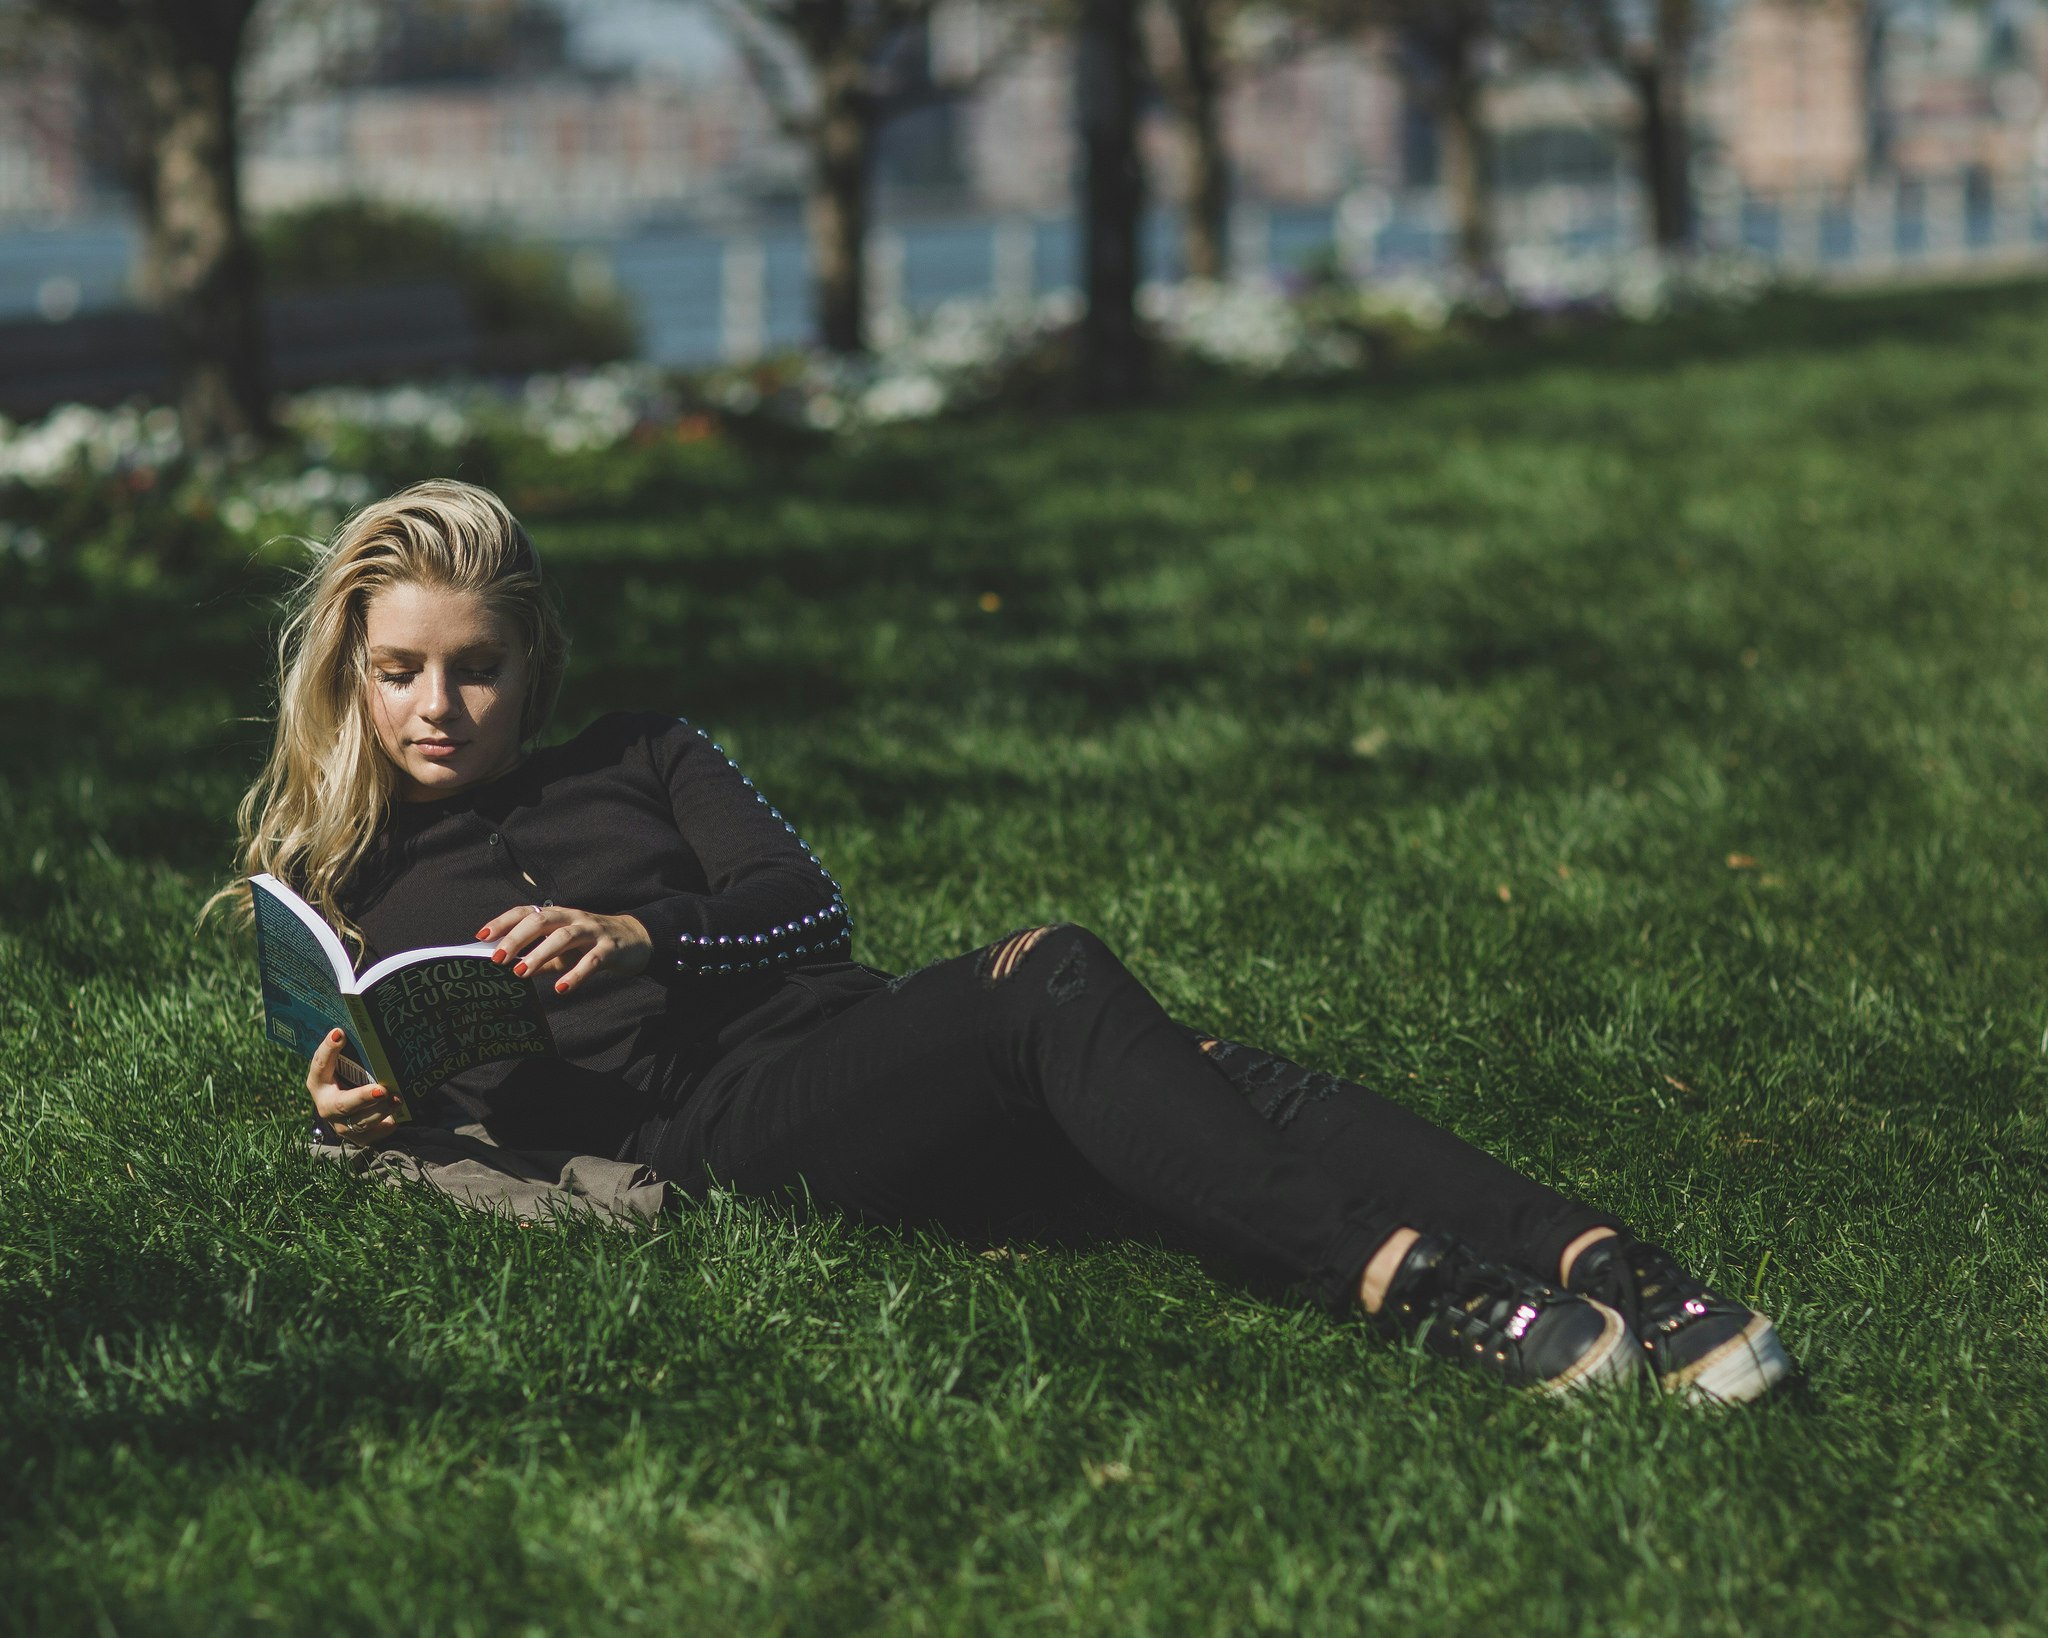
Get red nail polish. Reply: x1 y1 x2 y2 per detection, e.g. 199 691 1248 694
513 962 527 976
491 949 506 964
554 980 567 993
476 928 491 940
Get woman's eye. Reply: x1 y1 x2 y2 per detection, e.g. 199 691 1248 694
376 671 416 688
462 667 502 682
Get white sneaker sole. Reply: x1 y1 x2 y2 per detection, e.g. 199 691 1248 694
1663 1312 1793 1405
1536 1299 1639 1398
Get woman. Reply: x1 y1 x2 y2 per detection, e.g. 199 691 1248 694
215 479 1792 1404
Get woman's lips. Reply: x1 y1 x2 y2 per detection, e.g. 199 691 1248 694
413 740 464 760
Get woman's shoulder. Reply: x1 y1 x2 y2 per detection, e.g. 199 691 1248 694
544 710 684 759
533 711 703 784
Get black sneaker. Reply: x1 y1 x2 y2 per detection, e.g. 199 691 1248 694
1375 1234 1635 1396
1565 1235 1792 1405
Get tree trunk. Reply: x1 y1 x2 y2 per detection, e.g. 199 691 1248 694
1433 21 1496 285
133 26 272 449
1165 0 1228 281
1630 0 1693 252
1630 61 1690 250
1078 0 1147 403
808 57 873 355
1861 0 1891 178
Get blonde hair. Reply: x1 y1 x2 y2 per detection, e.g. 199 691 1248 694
206 479 568 949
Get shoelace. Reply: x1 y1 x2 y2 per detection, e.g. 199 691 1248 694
1577 1240 1715 1342
1414 1242 1557 1351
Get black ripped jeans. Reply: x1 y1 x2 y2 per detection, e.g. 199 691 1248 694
640 926 1618 1315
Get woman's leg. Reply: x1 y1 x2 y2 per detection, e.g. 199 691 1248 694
1176 1027 1621 1286
1166 1031 1789 1403
645 925 1397 1315
647 924 1614 1309
643 925 1776 1400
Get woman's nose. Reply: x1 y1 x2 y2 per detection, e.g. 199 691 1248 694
418 669 456 719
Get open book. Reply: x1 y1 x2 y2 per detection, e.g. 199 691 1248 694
251 872 556 1118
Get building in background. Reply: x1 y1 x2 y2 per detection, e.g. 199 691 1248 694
1709 0 1868 191
247 74 798 227
4 0 2048 236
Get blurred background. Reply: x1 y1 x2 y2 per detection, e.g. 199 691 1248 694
1 0 2044 445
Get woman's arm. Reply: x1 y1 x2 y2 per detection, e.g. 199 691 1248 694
616 718 851 978
478 718 850 995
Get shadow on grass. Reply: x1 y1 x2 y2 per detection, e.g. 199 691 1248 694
7 274 2028 900
0 550 1948 903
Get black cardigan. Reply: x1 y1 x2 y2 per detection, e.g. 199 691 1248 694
340 712 887 1157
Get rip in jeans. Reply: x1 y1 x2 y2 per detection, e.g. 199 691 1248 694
1193 1035 1341 1131
977 924 1088 1004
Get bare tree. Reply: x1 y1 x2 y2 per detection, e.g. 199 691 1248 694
1153 0 1229 278
1077 0 1146 399
1148 1 1315 283
17 0 274 447
1575 0 1697 251
706 0 1028 354
1298 0 1501 284
1860 0 1891 178
1399 1 1498 283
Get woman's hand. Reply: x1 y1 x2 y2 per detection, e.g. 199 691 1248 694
480 904 653 995
308 1028 400 1146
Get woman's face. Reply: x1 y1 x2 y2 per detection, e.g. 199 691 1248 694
362 580 530 801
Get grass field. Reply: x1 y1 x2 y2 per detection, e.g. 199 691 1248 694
6 282 2048 1635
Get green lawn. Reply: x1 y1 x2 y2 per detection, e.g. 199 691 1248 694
6 283 2048 1634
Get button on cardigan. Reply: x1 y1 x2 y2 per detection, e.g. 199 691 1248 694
339 711 886 1158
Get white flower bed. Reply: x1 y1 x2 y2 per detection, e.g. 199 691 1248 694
0 401 182 486
709 292 1079 431
292 362 680 455
1500 245 1776 319
0 256 1772 561
1142 280 1365 375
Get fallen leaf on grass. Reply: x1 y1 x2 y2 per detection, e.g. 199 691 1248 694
1495 883 1513 903
1084 1461 1136 1488
1351 728 1390 758
1662 1074 1693 1094
1726 853 1757 870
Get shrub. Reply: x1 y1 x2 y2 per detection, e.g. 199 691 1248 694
258 198 637 373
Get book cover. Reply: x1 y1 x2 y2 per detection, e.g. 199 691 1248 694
250 874 556 1113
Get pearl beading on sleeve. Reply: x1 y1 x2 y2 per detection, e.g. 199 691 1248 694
668 723 853 977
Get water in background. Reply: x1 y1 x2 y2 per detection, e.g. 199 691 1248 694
3 183 2041 371
0 201 1393 369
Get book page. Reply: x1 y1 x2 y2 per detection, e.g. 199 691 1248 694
358 955 556 1099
